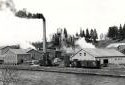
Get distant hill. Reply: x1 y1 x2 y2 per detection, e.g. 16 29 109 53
95 39 125 48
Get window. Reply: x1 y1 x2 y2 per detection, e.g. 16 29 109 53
79 53 82 56
84 53 86 56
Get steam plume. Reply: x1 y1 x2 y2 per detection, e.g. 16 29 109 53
75 38 95 48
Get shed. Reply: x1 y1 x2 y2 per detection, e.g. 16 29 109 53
38 49 61 59
26 49 43 60
4 49 31 64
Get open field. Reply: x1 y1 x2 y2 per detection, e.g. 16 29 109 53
0 65 125 85
0 65 125 77
0 68 125 85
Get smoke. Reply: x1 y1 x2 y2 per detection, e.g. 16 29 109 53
15 9 45 21
62 38 95 54
21 41 36 49
0 0 45 20
75 38 95 48
0 0 16 13
0 0 46 49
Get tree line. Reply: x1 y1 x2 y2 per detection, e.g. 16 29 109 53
107 24 125 40
77 28 98 43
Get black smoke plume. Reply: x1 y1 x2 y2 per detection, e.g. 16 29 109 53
0 0 45 20
15 10 45 21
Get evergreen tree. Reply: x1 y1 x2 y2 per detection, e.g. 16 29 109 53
123 24 125 39
50 28 62 49
80 29 83 37
72 35 75 49
115 26 119 39
93 29 98 42
85 29 90 38
64 28 68 38
107 27 112 39
107 26 118 40
118 24 124 40
85 28 90 42
90 29 94 41
82 29 85 37
80 28 85 37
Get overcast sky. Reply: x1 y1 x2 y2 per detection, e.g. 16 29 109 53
0 0 125 48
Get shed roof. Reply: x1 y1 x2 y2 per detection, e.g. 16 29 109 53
0 46 9 49
9 49 29 54
72 48 125 58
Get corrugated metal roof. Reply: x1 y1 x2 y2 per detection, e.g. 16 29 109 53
82 48 125 57
9 49 29 54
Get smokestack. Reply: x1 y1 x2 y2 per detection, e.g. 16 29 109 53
15 10 47 53
0 0 47 53
43 19 46 53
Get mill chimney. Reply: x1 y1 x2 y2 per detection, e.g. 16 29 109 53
43 17 46 53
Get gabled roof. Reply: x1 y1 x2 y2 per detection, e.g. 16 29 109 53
25 48 34 52
72 48 125 58
26 49 43 54
0 46 9 50
84 48 125 57
9 49 29 54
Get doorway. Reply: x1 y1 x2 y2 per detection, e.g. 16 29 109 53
103 59 108 67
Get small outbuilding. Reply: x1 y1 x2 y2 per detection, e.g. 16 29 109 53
38 49 61 59
26 49 43 60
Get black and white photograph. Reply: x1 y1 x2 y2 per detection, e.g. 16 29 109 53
0 0 125 85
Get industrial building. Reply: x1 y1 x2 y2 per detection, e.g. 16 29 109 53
4 49 31 64
71 48 125 65
0 46 62 65
0 48 44 64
